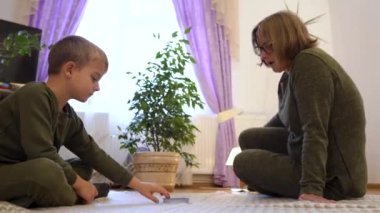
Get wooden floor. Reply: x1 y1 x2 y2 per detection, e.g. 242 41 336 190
175 184 380 195
367 185 380 195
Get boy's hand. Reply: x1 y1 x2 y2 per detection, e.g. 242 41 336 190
72 175 98 204
128 177 170 203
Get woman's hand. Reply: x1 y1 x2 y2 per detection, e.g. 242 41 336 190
299 193 336 203
72 175 98 204
128 177 170 203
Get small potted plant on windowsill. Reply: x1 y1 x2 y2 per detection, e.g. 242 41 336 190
117 28 204 191
0 30 44 99
0 30 43 76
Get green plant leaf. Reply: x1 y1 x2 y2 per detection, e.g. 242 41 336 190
0 30 46 75
184 27 191 34
172 31 178 38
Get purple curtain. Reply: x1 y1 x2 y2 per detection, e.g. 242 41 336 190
28 0 88 82
172 0 238 187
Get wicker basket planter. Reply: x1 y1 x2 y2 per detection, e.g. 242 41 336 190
133 152 180 192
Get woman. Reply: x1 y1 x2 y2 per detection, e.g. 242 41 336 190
233 10 367 202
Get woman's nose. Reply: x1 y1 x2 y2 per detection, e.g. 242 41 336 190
260 51 268 60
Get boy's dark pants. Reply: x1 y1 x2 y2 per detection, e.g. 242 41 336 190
0 158 92 207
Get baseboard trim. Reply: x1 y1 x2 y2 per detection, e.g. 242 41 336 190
193 174 214 186
368 183 380 189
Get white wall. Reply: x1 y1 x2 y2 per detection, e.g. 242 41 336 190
0 0 32 25
328 0 380 184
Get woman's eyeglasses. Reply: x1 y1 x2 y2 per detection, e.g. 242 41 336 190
254 42 273 56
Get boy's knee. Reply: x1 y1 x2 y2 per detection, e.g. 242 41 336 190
26 158 77 206
29 158 65 182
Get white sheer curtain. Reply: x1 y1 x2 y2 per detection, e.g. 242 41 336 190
211 0 240 61
67 0 210 185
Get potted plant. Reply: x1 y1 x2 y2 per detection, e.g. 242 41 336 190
0 30 43 75
0 30 43 99
118 28 204 191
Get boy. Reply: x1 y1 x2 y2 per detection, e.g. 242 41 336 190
0 35 170 207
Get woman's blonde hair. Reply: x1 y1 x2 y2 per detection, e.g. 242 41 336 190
252 10 318 61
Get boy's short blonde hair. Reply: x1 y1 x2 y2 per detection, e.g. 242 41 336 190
48 35 108 75
252 10 318 61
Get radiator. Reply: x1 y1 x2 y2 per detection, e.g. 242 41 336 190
59 112 267 177
191 115 219 174
191 114 266 175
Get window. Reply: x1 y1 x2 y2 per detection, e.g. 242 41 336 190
71 0 210 123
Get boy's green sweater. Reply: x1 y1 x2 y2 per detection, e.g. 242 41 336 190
0 83 132 186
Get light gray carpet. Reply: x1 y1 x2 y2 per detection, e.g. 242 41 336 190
2 190 380 213
0 201 31 213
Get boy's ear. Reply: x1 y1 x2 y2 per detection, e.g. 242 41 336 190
62 61 76 78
